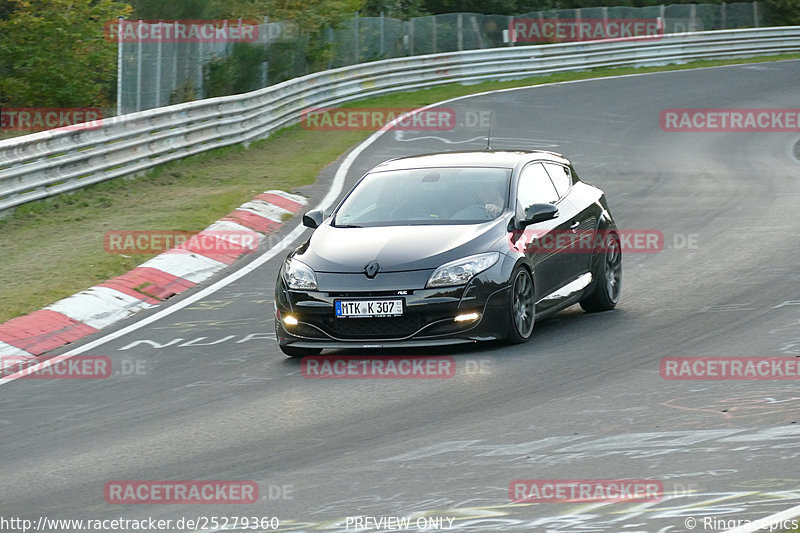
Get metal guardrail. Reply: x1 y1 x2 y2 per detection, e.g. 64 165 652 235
1 26 799 213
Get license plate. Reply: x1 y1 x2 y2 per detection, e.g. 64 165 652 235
335 299 403 318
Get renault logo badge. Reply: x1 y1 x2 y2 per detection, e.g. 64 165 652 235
364 261 380 279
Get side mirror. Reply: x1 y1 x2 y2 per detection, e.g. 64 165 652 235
520 203 559 227
302 209 324 229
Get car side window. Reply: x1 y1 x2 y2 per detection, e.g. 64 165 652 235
517 163 559 219
543 163 572 198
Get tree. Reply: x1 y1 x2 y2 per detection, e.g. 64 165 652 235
764 0 800 25
0 0 131 108
126 0 263 20
423 0 523 14
203 43 267 98
361 0 428 19
241 0 364 74
0 0 18 20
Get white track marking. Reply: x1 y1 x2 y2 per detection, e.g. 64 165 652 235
0 341 33 357
46 286 154 330
139 251 227 283
235 199 293 222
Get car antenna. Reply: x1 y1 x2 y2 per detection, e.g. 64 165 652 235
485 125 492 150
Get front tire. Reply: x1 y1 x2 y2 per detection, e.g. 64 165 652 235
580 231 622 312
505 265 535 344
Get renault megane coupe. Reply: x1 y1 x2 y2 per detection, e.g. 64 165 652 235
274 150 621 357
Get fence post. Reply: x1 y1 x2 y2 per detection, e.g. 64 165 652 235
433 15 437 53
690 4 697 31
155 22 163 109
457 13 463 51
380 11 385 57
116 17 123 115
327 25 334 68
471 15 485 48
409 17 415 55
196 37 204 99
172 21 179 103
262 16 270 87
753 1 759 27
720 2 727 29
136 20 143 112
354 11 359 64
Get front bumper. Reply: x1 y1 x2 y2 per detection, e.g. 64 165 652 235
275 279 510 349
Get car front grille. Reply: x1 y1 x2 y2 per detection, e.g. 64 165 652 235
319 315 428 339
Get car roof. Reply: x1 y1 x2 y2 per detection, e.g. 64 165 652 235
370 150 571 172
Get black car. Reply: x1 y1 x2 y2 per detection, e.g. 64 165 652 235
274 150 621 357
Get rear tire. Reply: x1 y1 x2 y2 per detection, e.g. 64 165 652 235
580 231 622 312
505 265 536 344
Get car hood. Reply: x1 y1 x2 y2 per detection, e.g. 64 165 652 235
295 220 506 273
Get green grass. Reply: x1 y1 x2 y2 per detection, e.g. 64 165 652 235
1 52 799 323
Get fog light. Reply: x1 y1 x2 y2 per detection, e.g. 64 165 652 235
454 312 480 322
283 315 299 326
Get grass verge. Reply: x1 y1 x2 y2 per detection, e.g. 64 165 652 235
1 52 799 323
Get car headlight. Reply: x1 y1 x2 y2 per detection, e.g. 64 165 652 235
283 258 318 290
426 252 500 288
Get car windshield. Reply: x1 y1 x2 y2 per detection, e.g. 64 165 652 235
333 166 511 227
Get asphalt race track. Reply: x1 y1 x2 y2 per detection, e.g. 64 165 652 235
2 60 800 533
